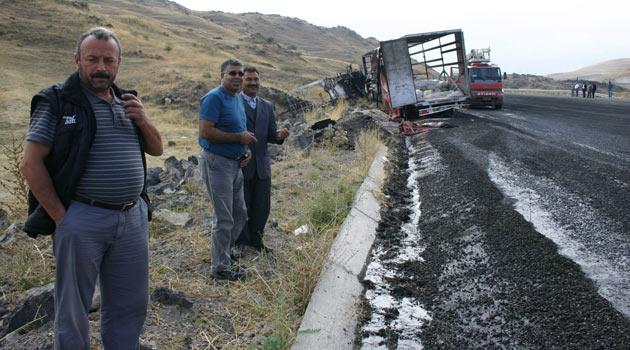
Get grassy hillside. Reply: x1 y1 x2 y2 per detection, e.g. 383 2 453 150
0 0 376 140
0 0 380 210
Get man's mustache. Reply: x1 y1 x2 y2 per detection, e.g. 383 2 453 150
91 71 111 79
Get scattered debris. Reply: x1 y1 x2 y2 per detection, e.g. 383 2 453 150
293 224 309 236
310 118 336 131
322 66 366 102
285 65 367 118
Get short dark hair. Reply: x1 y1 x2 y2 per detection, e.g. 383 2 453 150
243 66 259 75
75 27 122 59
220 59 242 73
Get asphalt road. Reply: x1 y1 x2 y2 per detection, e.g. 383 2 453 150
358 95 630 349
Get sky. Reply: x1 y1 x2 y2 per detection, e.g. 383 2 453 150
173 0 629 76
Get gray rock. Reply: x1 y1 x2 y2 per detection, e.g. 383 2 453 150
151 287 194 309
172 197 194 208
167 140 177 147
268 144 283 161
0 208 9 228
202 213 213 227
184 167 202 187
146 167 163 186
147 182 174 195
293 132 313 150
0 223 22 247
89 287 100 313
140 340 157 350
2 282 54 336
0 305 9 319
154 209 193 228
164 156 185 179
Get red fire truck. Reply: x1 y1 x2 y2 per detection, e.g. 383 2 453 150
465 48 503 109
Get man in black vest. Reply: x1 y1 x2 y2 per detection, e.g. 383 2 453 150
236 67 289 253
20 27 162 349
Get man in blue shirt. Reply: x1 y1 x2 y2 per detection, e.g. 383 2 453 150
199 58 257 280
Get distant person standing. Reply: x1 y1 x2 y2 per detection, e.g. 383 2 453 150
587 82 593 98
592 82 597 98
574 82 580 97
608 81 614 99
582 82 586 98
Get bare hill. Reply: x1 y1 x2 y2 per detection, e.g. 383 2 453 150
0 0 378 139
547 58 630 82
202 12 379 64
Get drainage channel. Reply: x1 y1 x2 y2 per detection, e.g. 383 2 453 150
360 136 441 349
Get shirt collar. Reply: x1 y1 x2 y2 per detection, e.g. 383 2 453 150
241 92 257 102
82 86 120 106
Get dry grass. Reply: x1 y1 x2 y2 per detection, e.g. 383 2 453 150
0 1 386 348
0 238 55 305
138 124 383 349
302 99 347 125
0 0 366 209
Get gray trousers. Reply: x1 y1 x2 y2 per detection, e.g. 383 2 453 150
53 199 149 350
200 150 248 273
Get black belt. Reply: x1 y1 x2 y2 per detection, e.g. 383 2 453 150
221 154 247 161
73 194 137 211
202 149 246 161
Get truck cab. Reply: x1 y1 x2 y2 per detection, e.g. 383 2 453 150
467 48 504 109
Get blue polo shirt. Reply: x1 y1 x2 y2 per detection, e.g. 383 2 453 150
198 86 247 158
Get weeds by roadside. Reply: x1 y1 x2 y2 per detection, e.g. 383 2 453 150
140 125 384 349
0 99 384 350
0 133 28 219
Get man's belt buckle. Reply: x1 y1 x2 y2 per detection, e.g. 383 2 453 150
120 201 136 211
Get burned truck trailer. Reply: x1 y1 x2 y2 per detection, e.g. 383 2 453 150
363 29 470 124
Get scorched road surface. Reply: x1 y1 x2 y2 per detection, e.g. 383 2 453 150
358 95 630 349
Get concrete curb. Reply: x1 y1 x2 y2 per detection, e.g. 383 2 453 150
292 145 388 350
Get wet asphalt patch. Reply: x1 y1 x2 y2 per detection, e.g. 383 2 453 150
357 114 630 349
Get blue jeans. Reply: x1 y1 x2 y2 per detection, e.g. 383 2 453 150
53 199 149 350
199 150 248 273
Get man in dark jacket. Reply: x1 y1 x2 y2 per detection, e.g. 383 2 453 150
236 67 289 253
20 27 162 349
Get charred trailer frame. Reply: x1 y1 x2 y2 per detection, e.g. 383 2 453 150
363 29 470 128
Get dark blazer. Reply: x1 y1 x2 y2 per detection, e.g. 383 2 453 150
241 94 284 180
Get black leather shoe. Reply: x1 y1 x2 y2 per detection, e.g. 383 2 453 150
212 268 245 281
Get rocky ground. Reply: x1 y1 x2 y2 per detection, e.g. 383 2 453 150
0 105 391 349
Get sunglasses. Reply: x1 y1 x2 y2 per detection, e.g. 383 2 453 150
225 70 244 77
